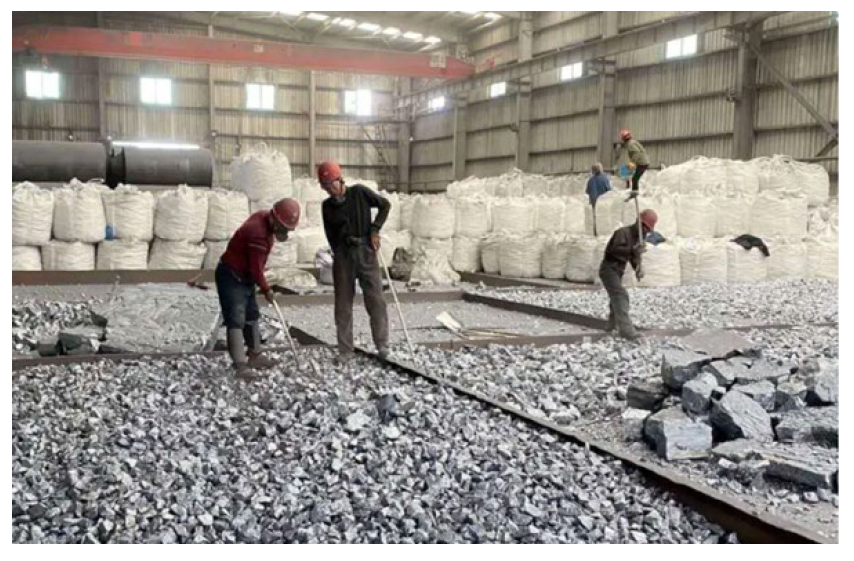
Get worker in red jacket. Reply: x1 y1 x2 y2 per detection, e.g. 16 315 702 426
317 161 391 362
216 198 300 379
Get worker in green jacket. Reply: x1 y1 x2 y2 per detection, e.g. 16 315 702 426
619 129 650 196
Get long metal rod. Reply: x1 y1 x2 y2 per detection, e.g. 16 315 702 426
377 250 417 360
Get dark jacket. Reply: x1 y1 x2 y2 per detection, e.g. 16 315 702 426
586 173 612 206
321 184 390 254
220 211 274 292
602 224 643 276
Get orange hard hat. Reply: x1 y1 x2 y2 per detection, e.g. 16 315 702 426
271 198 301 230
620 129 632 141
640 209 658 231
317 161 342 184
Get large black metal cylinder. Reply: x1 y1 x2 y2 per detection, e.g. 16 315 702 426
12 141 107 183
120 146 213 187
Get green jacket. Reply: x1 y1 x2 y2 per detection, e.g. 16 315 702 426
624 139 650 166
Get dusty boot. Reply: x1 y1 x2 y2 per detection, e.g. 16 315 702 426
377 346 390 360
228 328 260 380
335 352 356 366
244 321 276 370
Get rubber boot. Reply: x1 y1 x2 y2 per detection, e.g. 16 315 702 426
244 322 276 370
228 328 259 380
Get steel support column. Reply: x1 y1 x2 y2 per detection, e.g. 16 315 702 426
96 12 106 141
207 23 217 184
514 13 533 171
597 11 619 167
452 93 469 180
397 78 412 193
308 71 317 174
732 23 761 160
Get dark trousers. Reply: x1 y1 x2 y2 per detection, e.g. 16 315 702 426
215 262 260 330
631 164 648 191
599 262 637 338
333 244 389 354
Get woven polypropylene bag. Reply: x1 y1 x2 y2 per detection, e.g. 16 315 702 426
451 236 482 273
454 198 491 237
749 190 808 241
267 238 299 269
564 196 586 235
148 239 206 270
294 228 328 263
542 236 572 279
53 181 107 243
535 197 566 233
499 236 544 278
766 239 807 280
676 194 716 238
97 240 149 270
380 229 412 265
678 238 728 285
715 195 752 237
481 235 503 274
12 246 42 271
42 241 96 271
230 143 293 202
565 237 600 282
584 190 622 236
412 196 455 239
638 243 681 287
411 236 453 260
398 194 417 231
12 182 54 246
205 189 250 241
492 198 536 234
410 249 460 285
805 234 838 280
102 184 155 241
154 185 209 243
726 243 768 283
203 240 230 269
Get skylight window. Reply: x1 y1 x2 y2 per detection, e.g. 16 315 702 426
489 82 507 98
140 77 171 105
560 62 584 81
358 22 381 32
429 96 446 111
344 89 372 116
403 31 424 41
666 34 698 59
246 83 275 111
306 13 329 21
25 70 60 99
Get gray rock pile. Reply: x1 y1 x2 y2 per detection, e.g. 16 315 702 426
12 299 95 356
13 350 728 543
625 330 838 491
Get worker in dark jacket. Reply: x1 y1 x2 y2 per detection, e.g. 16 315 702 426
619 129 650 195
599 209 657 341
318 161 391 362
216 198 301 379
586 162 612 235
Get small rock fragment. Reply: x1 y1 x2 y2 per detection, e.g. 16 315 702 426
626 380 669 411
643 407 713 460
775 406 838 447
661 348 710 390
681 372 718 414
734 380 775 411
710 390 774 442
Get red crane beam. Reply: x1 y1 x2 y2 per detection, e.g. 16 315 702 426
12 25 474 80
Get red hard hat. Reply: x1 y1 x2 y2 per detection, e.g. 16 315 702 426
317 161 342 184
640 209 658 231
620 129 632 141
271 198 301 230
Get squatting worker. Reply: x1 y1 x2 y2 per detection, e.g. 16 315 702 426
620 129 650 196
586 162 612 235
216 198 300 379
317 161 391 362
599 209 657 342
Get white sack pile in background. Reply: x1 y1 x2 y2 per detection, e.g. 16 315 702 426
411 237 453 261
380 230 412 265
148 239 206 270
97 240 149 270
542 236 572 279
294 228 328 263
492 198 536 234
766 239 807 280
410 249 460 286
638 242 681 287
480 235 503 274
12 246 42 271
13 182 54 246
398 194 417 231
676 194 716 238
102 184 154 241
749 190 808 240
53 180 107 243
806 230 838 280
155 185 209 243
205 189 250 240
412 196 455 239
450 236 482 273
535 197 565 233
230 143 293 202
42 241 96 271
726 243 768 283
565 236 600 282
266 268 318 289
677 238 728 285
564 197 586 234
454 198 491 237
265 238 299 269
203 240 230 270
622 195 678 239
584 190 622 236
714 195 751 237
499 236 544 278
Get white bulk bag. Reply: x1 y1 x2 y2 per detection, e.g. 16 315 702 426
101 184 155 242
12 246 42 271
715 195 752 237
97 240 149 270
377 192 401 232
492 198 536 234
766 239 807 280
726 243 768 283
148 239 206 270
297 177 325 203
726 160 760 197
493 170 525 198
481 235 503 274
380 229 412 265
154 185 209 243
451 236 482 273
266 268 318 289
203 240 230 269
230 143 293 202
205 189 250 241
316 248 335 285
622 195 678 239
410 249 460 285
454 198 491 237
250 199 276 214
749 190 808 240
305 200 324 228
564 196 586 235
678 238 728 285
42 241 96 271
412 196 455 239
411 236 453 260
535 197 566 233
676 194 716 238
12 182 54 246
292 228 328 263
565 237 600 282
638 243 681 287
398 194 417 231
806 234 838 280
542 236 572 279
53 181 107 243
499 236 544 278
522 174 551 198
267 238 299 269
793 162 830 206
584 190 622 236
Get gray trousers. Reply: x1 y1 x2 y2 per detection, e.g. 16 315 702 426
599 262 637 338
333 244 389 355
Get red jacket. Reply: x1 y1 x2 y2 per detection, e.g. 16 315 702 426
220 211 274 292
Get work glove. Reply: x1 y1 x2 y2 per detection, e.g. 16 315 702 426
627 161 637 170
262 289 275 304
633 243 647 254
371 233 381 252
635 266 645 281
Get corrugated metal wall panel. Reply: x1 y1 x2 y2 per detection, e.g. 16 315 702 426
466 158 516 178
413 112 453 140
534 13 601 55
102 75 210 108
618 12 681 29
534 12 593 30
214 83 309 113
758 27 838 83
467 97 515 131
531 78 600 119
469 21 516 52
13 100 99 130
13 129 100 142
530 113 599 152
616 97 734 140
754 127 835 159
756 80 838 129
645 137 733 167
411 139 453 166
314 73 396 93
410 166 453 192
530 149 598 175
101 57 208 80
467 129 515 160
616 50 737 104
105 105 208 142
210 65 308 86
473 43 519 69
764 11 835 31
